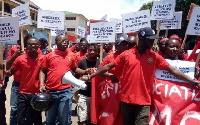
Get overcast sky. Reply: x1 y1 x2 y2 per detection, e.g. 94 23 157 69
30 0 152 20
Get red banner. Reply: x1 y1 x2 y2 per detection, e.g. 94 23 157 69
150 78 200 125
91 76 122 125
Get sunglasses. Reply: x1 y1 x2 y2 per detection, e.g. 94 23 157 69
59 39 69 43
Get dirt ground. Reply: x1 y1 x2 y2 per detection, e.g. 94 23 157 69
5 76 78 125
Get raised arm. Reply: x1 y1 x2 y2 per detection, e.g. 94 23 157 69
166 65 200 88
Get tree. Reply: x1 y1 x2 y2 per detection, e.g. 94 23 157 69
140 0 200 48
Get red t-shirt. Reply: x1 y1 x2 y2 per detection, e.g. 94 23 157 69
101 52 121 78
7 45 20 82
41 49 77 90
113 47 170 105
75 51 87 62
11 53 43 94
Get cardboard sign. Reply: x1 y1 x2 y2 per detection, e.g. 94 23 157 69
122 9 151 33
110 18 122 33
151 0 176 20
37 10 65 30
0 17 19 42
77 26 85 37
155 59 195 83
12 3 31 26
90 22 115 43
150 79 200 125
186 7 200 35
156 11 182 30
187 3 200 20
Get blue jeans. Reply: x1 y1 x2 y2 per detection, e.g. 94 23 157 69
10 81 20 125
46 87 73 125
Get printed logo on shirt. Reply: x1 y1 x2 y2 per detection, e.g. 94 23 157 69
68 57 71 61
147 57 153 64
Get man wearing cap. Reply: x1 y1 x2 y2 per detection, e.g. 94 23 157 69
84 27 200 125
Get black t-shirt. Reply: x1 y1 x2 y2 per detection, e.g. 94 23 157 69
78 58 100 97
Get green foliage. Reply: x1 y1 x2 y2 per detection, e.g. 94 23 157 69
139 0 200 45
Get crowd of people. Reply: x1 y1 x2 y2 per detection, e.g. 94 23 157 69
0 27 200 125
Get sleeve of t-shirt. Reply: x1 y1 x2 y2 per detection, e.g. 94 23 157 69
11 57 20 71
78 59 84 69
156 54 170 70
71 55 78 69
113 52 125 70
6 48 13 60
101 55 110 66
41 54 49 69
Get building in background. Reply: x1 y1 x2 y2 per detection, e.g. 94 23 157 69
65 11 88 35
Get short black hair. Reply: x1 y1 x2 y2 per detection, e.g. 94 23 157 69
88 43 97 49
39 38 48 43
80 38 88 44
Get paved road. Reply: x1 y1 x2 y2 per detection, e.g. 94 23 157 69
5 76 78 125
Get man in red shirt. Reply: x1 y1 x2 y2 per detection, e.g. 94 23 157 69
75 38 88 62
39 35 88 125
6 32 32 125
85 27 200 125
6 37 43 125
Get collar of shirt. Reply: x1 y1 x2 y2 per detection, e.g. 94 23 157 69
54 49 69 56
133 46 151 55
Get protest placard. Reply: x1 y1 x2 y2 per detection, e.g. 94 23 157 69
0 17 19 42
155 59 195 83
77 26 86 37
186 7 200 35
12 3 31 26
110 18 122 33
51 29 67 36
122 9 151 33
151 0 176 20
37 10 65 30
187 3 200 20
90 22 115 43
156 11 182 30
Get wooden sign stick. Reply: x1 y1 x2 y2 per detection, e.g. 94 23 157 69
0 0 4 80
20 26 25 51
165 29 168 38
154 20 161 48
48 30 52 51
100 43 103 64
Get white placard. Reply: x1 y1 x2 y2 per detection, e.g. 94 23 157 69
155 59 195 83
110 18 122 33
51 29 67 36
90 22 116 43
151 0 176 20
186 7 200 35
37 10 65 30
156 12 182 30
12 3 31 26
0 17 19 42
122 9 151 33
77 26 85 37
187 49 200 56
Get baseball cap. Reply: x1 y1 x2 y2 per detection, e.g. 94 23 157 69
115 36 128 46
138 27 160 39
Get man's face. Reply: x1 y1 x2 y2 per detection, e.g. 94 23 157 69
144 38 154 49
40 42 48 49
27 38 39 53
115 42 128 55
103 43 112 52
80 41 87 52
88 45 97 59
56 35 69 51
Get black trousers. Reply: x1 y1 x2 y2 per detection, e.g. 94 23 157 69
17 92 42 125
0 89 6 125
120 101 150 125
